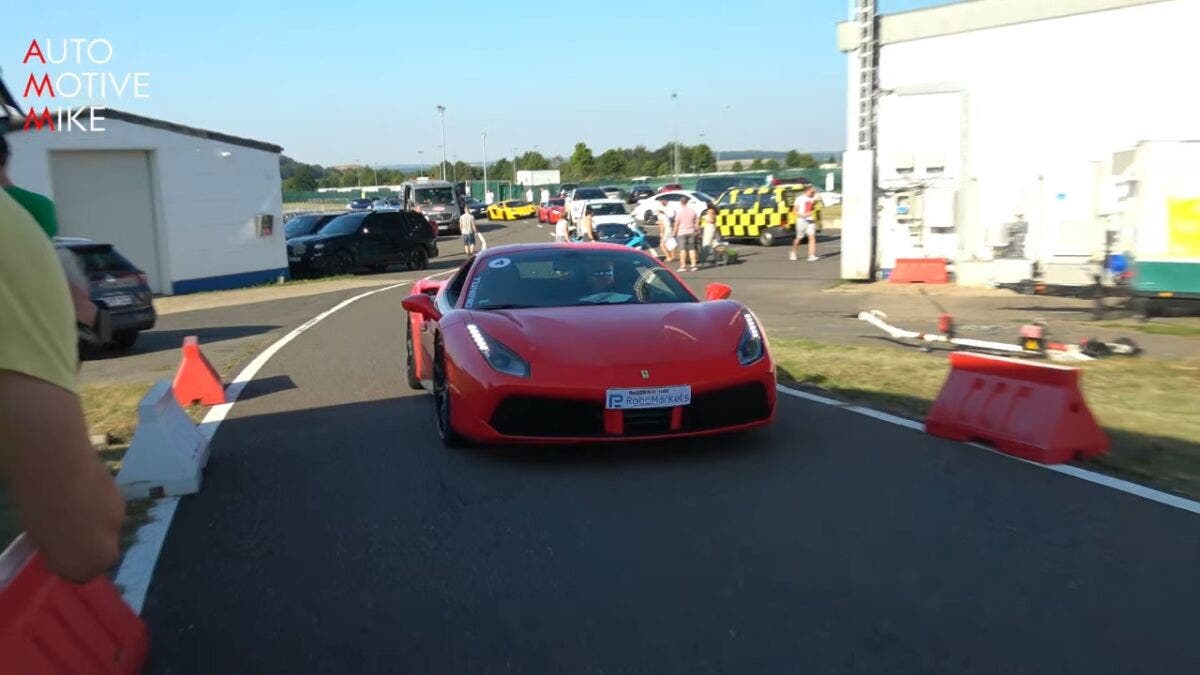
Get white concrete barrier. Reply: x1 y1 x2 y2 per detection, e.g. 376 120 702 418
116 380 210 499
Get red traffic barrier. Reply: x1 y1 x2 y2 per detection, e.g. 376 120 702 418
0 536 148 675
925 352 1109 464
173 335 225 406
890 258 949 284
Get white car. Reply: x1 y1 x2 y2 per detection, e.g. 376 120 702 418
564 186 609 222
579 199 635 227
630 190 715 224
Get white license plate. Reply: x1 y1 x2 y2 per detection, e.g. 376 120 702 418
106 294 133 307
438 225 449 230
289 256 301 262
606 385 691 410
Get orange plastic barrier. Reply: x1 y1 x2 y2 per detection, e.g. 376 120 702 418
0 537 148 675
925 352 1109 464
172 335 225 406
890 258 949 284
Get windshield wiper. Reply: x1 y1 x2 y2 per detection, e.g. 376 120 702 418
475 303 535 310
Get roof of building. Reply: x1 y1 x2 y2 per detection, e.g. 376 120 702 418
838 0 1172 51
2 105 283 154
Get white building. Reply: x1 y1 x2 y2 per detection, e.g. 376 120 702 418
5 108 285 294
838 0 1199 285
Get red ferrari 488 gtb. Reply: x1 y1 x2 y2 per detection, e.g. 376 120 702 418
402 243 776 446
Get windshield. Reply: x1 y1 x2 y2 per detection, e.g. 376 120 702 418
465 249 695 309
573 188 606 200
587 203 627 216
285 215 325 238
318 212 368 236
414 187 455 205
596 223 634 239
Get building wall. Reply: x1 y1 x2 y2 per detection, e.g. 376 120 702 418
6 117 285 294
850 0 1198 278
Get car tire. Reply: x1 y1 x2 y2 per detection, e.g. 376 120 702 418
432 340 466 448
330 251 354 275
405 318 423 390
408 247 430 271
110 330 139 350
759 230 776 247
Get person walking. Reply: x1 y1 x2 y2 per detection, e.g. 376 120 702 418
656 198 676 263
673 196 699 272
540 187 550 204
554 207 570 243
790 186 819 262
701 206 718 267
0 186 125 583
577 206 597 242
459 207 478 255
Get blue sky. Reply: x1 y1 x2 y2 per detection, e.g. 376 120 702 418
3 0 951 166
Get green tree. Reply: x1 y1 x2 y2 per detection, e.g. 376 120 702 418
731 160 744 172
518 151 551 171
785 150 802 168
490 158 513 182
749 158 764 170
764 158 781 170
568 142 595 179
796 153 817 169
690 144 716 172
595 149 627 177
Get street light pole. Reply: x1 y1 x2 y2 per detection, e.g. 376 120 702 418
417 150 423 176
513 147 519 198
671 92 679 182
481 130 489 199
436 105 448 181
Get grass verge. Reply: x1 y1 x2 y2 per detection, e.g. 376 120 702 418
772 338 1200 500
1098 322 1200 338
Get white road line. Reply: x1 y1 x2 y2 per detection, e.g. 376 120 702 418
114 274 454 613
775 384 1200 517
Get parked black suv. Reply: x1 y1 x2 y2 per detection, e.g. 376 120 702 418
286 210 439 278
55 237 157 350
627 184 655 203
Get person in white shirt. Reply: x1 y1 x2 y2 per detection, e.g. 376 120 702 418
540 187 550 204
655 198 676 263
459 209 478 255
554 208 570 243
525 187 534 203
790 186 819 262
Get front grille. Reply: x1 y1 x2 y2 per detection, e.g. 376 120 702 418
490 396 604 437
681 383 771 431
291 243 306 255
622 408 671 436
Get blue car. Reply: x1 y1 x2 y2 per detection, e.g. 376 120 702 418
581 222 649 250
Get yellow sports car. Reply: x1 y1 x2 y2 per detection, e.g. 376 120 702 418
486 200 537 221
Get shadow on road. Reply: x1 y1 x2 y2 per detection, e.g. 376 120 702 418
86 324 281 360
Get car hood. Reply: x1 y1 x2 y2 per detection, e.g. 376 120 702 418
289 233 347 247
464 301 746 367
593 215 635 226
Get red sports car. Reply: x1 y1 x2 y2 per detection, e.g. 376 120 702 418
537 198 566 224
402 243 776 446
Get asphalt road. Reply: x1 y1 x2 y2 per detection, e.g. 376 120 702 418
140 266 1200 673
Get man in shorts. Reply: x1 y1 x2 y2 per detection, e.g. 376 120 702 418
790 186 819 262
459 207 478 255
673 196 699 272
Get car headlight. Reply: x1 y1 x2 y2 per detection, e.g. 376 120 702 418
736 311 765 365
467 323 530 377
313 242 325 250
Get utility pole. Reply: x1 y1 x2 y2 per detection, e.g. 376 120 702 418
436 105 448 181
481 130 489 199
513 147 520 198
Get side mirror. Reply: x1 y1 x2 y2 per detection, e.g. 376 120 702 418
401 293 442 321
705 283 732 301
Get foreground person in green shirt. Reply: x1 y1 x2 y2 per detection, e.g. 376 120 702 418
0 186 124 582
